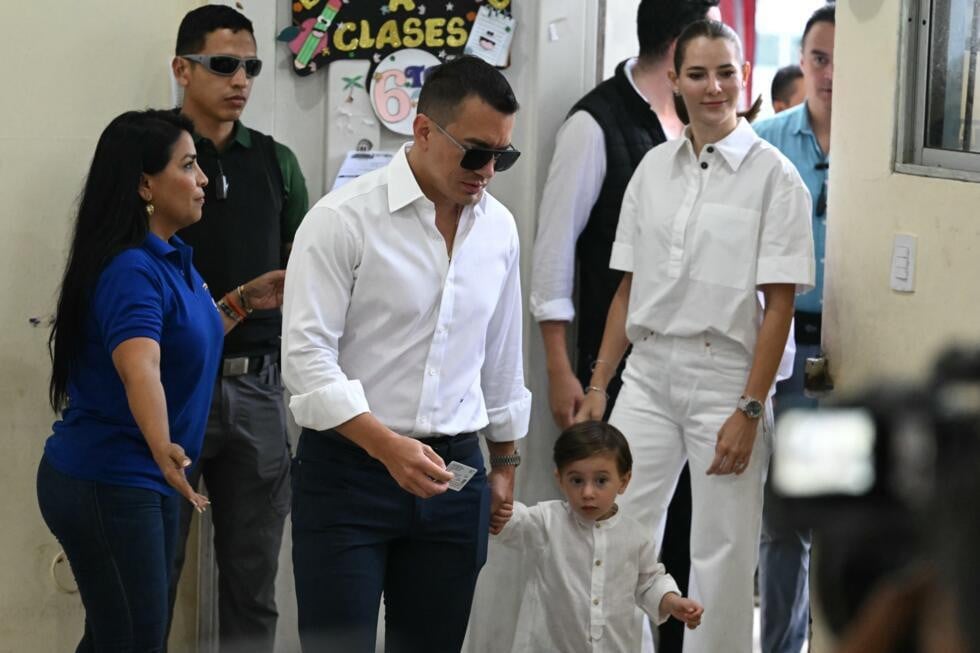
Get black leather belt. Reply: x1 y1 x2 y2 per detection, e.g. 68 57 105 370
318 429 479 460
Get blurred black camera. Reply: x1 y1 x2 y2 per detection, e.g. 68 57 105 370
767 347 980 648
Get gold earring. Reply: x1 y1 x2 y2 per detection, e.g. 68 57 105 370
145 202 155 217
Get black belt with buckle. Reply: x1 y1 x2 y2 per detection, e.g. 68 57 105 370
221 352 277 377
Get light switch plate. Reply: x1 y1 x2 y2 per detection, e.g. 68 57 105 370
890 233 917 293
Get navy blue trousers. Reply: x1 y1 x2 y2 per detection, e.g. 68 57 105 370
291 429 489 653
37 456 179 652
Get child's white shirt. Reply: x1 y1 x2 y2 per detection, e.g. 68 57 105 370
496 499 679 653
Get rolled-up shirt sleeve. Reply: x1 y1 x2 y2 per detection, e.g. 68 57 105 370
609 168 641 273
281 205 370 430
480 230 532 442
529 111 606 323
756 171 815 294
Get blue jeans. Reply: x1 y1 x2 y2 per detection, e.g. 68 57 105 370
291 429 490 653
760 343 817 653
37 456 179 653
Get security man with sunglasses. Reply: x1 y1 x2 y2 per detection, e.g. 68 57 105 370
167 6 309 653
752 5 835 653
282 55 530 652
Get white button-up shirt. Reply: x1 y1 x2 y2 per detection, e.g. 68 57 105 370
529 58 649 323
497 500 680 653
281 144 531 442
611 118 815 358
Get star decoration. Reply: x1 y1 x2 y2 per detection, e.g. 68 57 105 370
372 53 382 63
380 4 390 15
438 49 447 59
418 4 427 15
446 2 454 9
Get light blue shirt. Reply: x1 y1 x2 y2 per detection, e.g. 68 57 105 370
753 102 828 314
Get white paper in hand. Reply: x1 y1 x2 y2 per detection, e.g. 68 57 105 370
445 461 477 491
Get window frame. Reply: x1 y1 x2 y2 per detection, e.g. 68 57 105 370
896 0 980 182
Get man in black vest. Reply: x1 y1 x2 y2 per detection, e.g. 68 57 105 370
167 6 309 652
529 1 718 650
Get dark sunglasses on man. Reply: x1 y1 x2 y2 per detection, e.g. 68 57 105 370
180 54 263 78
429 119 521 172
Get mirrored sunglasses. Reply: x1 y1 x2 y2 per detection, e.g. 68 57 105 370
181 54 263 78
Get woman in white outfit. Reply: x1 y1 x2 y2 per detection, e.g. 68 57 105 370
576 19 815 653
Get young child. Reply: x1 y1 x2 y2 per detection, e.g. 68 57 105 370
495 421 703 652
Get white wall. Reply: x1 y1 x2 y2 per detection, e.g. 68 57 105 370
824 2 980 391
603 0 641 78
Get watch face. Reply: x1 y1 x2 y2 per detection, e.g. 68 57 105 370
740 398 763 419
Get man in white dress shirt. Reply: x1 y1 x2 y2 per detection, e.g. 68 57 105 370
281 56 531 652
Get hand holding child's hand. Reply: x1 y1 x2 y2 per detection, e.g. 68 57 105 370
490 500 514 534
660 593 704 630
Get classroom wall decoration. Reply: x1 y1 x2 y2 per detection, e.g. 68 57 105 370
278 0 515 134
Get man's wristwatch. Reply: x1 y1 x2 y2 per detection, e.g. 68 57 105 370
489 450 521 468
736 395 764 420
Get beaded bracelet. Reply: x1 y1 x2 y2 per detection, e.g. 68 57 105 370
223 291 248 320
237 285 254 314
216 298 242 323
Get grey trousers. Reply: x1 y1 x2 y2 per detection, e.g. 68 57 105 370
171 357 291 653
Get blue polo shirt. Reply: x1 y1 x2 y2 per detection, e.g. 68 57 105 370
45 234 224 495
753 102 828 314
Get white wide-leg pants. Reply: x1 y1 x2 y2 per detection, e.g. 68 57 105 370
611 331 771 653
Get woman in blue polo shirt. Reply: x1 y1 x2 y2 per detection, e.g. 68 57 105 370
38 110 284 652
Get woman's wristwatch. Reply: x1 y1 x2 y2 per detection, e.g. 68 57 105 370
736 395 764 419
489 450 521 468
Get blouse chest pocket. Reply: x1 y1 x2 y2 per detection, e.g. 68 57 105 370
688 203 761 290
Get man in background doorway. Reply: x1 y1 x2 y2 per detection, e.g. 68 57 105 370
167 6 309 652
771 64 805 113
529 1 720 650
752 4 835 653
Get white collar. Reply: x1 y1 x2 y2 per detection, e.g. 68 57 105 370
674 117 759 172
386 143 427 213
